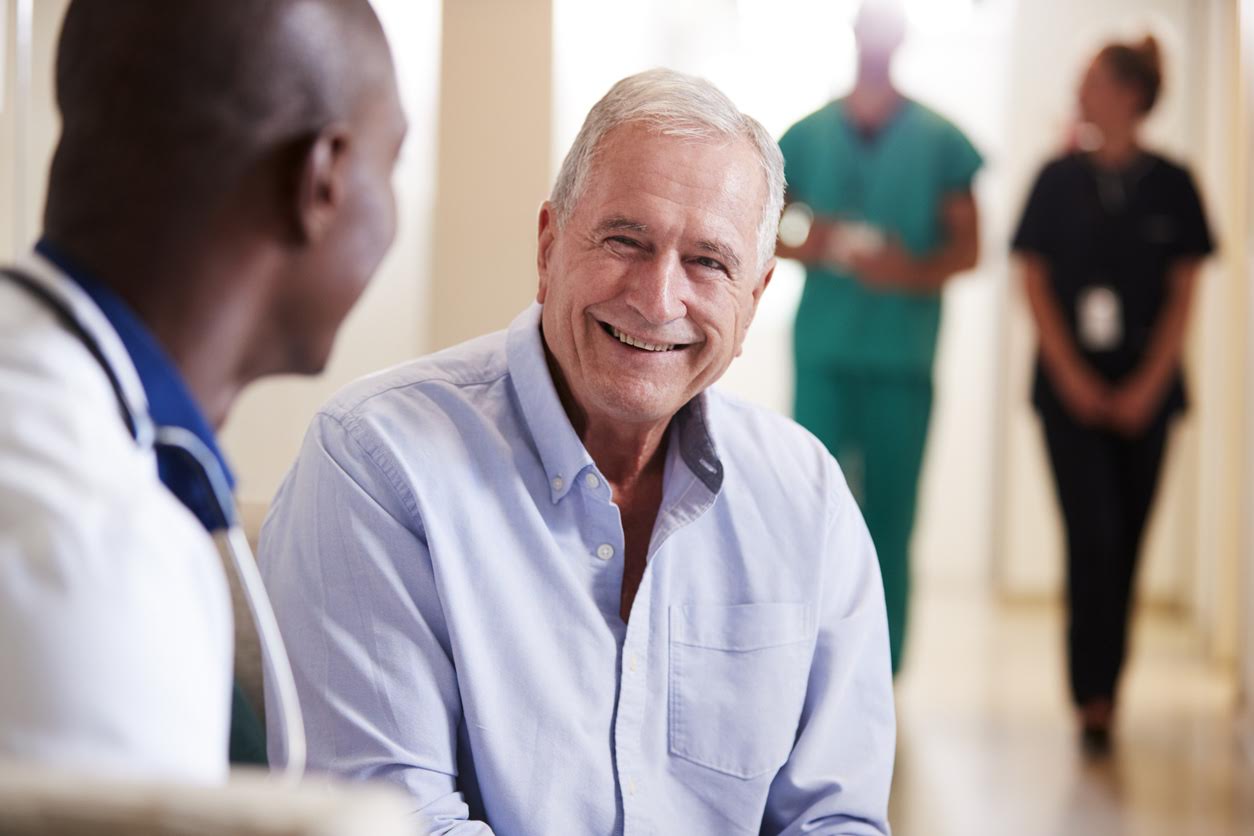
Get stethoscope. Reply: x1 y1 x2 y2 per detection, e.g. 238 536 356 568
1 266 307 783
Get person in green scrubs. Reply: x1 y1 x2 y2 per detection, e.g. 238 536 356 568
776 0 982 674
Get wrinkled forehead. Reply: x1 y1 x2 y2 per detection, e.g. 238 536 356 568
576 124 767 234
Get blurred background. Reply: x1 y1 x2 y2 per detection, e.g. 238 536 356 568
2 0 1253 832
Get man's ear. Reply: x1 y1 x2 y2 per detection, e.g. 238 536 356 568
536 201 558 304
735 258 776 358
293 123 351 244
752 258 776 306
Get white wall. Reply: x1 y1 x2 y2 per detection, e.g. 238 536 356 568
221 0 442 508
890 1 1012 587
1188 0 1247 664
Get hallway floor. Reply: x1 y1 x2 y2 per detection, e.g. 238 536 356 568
888 582 1254 835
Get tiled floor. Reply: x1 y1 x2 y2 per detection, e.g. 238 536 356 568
888 581 1254 836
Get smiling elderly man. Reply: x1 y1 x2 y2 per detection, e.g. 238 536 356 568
260 69 894 834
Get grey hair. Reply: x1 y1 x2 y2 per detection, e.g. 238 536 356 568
549 68 785 269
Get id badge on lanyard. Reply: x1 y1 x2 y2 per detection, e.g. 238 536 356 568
1078 163 1141 353
1077 284 1123 352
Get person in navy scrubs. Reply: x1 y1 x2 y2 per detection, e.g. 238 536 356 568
1012 35 1214 754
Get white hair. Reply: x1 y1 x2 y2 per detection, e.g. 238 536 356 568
550 68 785 269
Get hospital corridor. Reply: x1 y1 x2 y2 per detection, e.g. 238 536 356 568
890 581 1252 835
2 0 1254 833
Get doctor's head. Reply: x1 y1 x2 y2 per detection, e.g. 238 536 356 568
853 0 907 84
536 69 782 433
44 0 407 380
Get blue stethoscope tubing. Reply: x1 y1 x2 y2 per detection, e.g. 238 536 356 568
1 267 307 783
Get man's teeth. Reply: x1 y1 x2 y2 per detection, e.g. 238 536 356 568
610 325 677 352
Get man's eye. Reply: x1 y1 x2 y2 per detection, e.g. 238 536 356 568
693 257 727 274
607 236 641 249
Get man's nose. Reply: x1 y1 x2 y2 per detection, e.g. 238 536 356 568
625 251 687 326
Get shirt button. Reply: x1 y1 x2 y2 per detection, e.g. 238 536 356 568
584 472 600 490
626 776 637 797
551 476 564 492
596 544 615 561
629 654 639 673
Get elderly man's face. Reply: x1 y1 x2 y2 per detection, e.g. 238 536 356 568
537 124 773 429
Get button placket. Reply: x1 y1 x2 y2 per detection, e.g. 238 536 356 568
583 473 621 565
614 583 652 836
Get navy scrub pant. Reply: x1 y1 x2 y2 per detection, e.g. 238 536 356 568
1039 403 1171 707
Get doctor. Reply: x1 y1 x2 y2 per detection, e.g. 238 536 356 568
0 0 406 781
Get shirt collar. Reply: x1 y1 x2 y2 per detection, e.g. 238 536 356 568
672 392 724 494
506 305 595 503
34 238 235 492
504 304 723 502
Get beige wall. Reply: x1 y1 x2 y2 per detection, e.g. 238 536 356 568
0 0 67 263
428 0 553 350
1190 0 1248 665
0 0 14 261
1239 0 1254 747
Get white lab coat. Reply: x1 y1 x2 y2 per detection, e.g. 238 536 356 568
0 253 232 782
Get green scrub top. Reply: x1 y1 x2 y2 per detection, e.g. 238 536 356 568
780 98 983 375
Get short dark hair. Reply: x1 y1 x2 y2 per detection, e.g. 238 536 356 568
45 0 388 245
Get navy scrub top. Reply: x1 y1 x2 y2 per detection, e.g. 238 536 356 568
1012 151 1214 416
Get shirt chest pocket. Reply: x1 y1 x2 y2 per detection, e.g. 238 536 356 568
668 603 813 780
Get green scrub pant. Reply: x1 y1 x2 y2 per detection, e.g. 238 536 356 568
794 366 933 675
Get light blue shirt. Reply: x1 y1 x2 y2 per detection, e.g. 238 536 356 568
260 304 894 835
